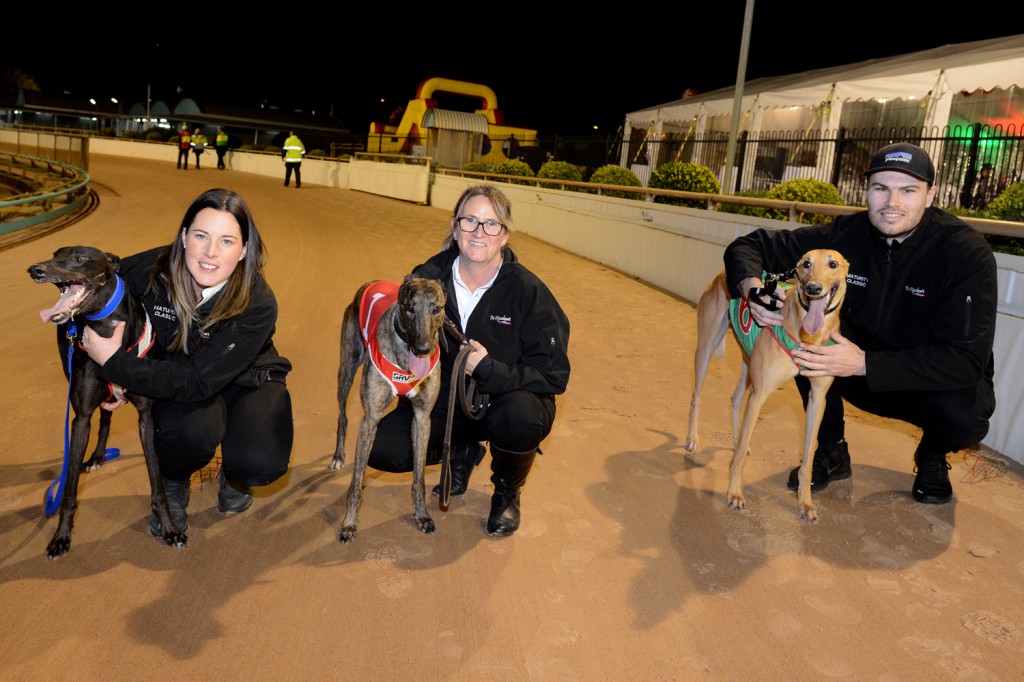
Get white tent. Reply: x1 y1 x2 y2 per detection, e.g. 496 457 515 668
625 34 1024 140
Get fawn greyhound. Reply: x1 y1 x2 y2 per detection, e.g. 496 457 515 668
685 249 849 521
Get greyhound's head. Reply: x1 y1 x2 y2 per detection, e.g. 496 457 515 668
395 276 446 378
794 249 849 339
28 246 121 324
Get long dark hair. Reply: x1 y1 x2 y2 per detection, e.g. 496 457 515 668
153 188 268 353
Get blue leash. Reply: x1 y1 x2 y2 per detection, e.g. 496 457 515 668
43 320 120 517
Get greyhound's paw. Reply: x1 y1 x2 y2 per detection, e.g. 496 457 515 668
338 525 357 544
162 530 189 548
726 493 746 511
83 458 105 472
327 455 345 471
684 437 699 453
46 537 71 559
415 516 436 535
799 504 819 523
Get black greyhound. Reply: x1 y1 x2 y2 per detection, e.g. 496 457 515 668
29 245 187 558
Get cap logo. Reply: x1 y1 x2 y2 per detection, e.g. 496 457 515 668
884 151 913 165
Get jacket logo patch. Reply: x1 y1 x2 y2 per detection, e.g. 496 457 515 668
490 314 512 326
847 274 868 288
905 286 926 297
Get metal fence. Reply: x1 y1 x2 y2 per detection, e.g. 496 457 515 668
382 124 1022 212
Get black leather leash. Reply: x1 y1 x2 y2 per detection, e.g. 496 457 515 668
438 317 489 509
748 268 797 312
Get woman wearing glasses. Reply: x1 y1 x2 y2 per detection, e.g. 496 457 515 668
368 184 571 536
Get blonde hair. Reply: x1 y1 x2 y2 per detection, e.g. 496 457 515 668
441 184 514 251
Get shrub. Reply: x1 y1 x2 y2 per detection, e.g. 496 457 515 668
983 181 1024 223
122 130 142 140
309 149 327 157
494 159 535 185
764 177 844 224
537 160 582 183
588 164 642 199
716 189 770 218
649 161 720 208
461 162 491 174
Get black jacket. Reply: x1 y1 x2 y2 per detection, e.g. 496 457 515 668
98 246 290 401
413 245 571 400
723 207 997 393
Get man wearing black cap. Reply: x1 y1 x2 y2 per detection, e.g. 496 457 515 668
723 142 997 505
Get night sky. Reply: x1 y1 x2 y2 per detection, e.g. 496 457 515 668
5 7 1018 136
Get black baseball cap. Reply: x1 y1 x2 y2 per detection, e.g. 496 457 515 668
863 143 935 185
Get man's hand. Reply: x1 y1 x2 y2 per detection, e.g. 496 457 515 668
791 328 866 377
82 321 125 367
741 276 785 327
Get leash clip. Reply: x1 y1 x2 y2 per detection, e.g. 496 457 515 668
748 268 796 312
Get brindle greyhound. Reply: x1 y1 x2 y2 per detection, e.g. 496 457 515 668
685 249 849 521
329 276 446 543
28 246 187 558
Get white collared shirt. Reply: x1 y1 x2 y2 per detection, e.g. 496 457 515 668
452 255 500 330
197 280 228 307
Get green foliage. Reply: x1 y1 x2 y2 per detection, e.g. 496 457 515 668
649 161 720 208
716 189 770 218
167 134 179 144
309 149 327 157
764 177 844 224
537 160 582 182
461 162 491 174
983 181 1024 222
145 131 163 142
122 130 142 140
588 164 642 199
99 127 116 138
494 159 535 185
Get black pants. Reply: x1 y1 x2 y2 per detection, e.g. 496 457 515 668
193 149 204 168
284 162 301 187
177 147 189 169
367 390 556 473
152 378 293 486
217 148 227 169
796 375 995 456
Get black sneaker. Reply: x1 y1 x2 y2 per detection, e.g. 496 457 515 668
217 468 254 515
787 440 852 493
912 451 953 504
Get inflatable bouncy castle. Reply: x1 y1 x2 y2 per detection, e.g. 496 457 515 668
366 77 537 168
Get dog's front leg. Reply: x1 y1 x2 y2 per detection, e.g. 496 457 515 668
338 405 383 544
797 378 834 522
47 410 92 558
409 390 436 535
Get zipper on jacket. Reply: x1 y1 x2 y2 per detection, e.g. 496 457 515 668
963 295 972 337
875 244 894 333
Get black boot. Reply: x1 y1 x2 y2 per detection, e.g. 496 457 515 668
432 442 487 497
218 468 254 515
912 446 953 504
487 448 537 537
149 477 190 536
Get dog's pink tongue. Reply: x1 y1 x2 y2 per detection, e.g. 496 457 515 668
802 297 826 335
39 284 85 323
408 352 431 379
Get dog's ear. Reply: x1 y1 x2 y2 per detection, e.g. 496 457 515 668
106 252 121 273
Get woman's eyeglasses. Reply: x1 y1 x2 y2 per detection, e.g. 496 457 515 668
457 215 505 236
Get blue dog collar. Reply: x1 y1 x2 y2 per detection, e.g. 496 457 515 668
85 275 124 321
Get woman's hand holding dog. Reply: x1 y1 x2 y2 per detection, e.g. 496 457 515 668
83 322 129 410
793 329 867 377
464 339 488 374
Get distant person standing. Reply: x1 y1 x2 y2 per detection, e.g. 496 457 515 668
972 163 997 210
215 128 230 170
191 129 208 170
177 124 192 169
282 131 305 188
502 133 520 160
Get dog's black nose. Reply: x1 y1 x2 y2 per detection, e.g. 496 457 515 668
806 283 823 296
28 264 45 277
